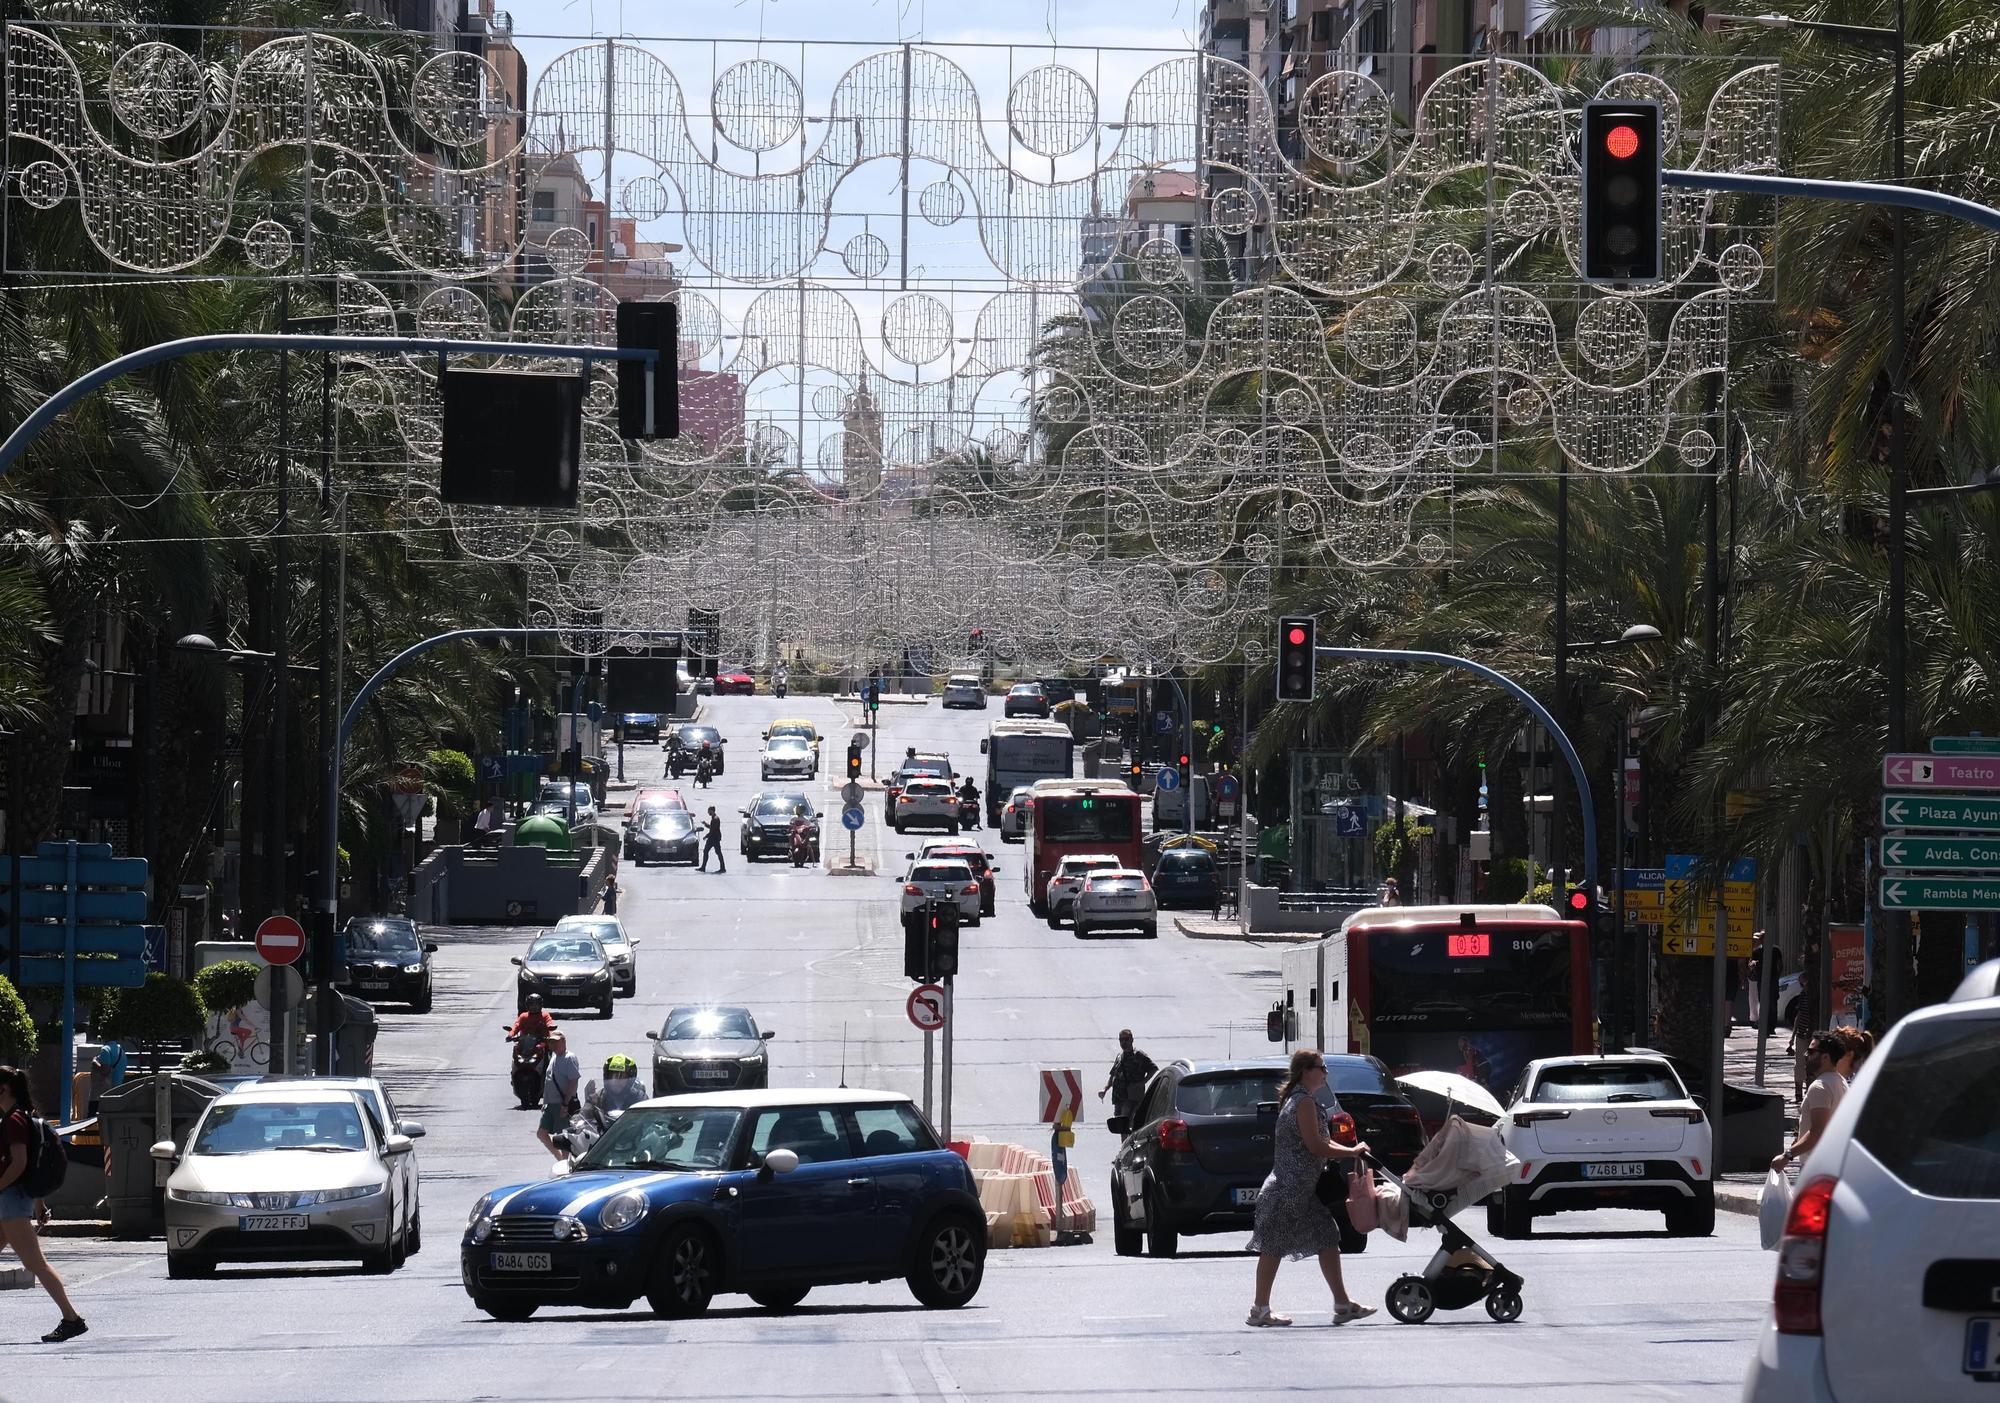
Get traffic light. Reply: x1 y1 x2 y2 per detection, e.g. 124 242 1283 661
1276 615 1316 702
1565 885 1594 920
866 683 880 714
615 300 679 440
903 909 928 981
1177 750 1193 788
1580 101 1662 284
929 901 960 980
847 740 863 780
1128 757 1143 784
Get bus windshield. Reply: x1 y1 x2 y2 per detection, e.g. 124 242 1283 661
1038 796 1136 844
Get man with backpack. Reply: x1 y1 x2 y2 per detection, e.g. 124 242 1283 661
0 1066 86 1343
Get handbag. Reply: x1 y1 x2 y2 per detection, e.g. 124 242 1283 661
1346 1167 1380 1234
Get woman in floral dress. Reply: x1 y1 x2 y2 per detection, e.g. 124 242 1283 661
1245 1047 1376 1326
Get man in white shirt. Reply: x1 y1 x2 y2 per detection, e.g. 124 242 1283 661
1772 1031 1846 1172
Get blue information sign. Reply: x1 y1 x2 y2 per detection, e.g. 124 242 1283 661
1155 769 1181 792
841 805 866 831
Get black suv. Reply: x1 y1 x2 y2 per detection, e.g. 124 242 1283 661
1107 1054 1423 1257
338 917 438 1013
665 723 726 775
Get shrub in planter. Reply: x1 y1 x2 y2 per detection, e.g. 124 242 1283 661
179 1049 231 1075
98 974 207 1075
426 747 478 823
0 977 33 1066
193 961 259 1017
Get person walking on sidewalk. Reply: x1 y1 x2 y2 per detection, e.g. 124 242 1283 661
0 1067 86 1343
698 806 727 872
1097 1029 1157 1124
1774 1032 1846 1173
1746 935 1765 1032
1245 1048 1375 1327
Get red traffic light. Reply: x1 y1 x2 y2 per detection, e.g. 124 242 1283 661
1287 626 1307 646
1178 753 1191 767
1565 887 1592 913
1604 124 1640 160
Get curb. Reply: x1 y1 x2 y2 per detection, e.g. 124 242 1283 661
0 1267 31 1291
836 693 931 706
1173 917 1322 943
829 862 877 877
1716 1186 1762 1218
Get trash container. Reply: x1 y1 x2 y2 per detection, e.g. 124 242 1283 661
1718 1081 1786 1174
97 1071 231 1237
330 993 378 1078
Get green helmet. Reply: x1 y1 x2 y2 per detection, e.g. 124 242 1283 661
604 1054 638 1076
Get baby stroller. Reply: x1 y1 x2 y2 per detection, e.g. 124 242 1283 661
1361 1114 1525 1325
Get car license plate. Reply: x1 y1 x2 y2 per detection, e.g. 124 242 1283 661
690 1069 730 1081
1232 1187 1260 1206
356 980 389 991
490 1251 551 1272
1579 1162 1646 1179
240 1215 308 1232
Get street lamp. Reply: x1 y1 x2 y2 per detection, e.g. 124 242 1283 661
1909 465 2000 501
174 633 275 664
1712 3 1909 1020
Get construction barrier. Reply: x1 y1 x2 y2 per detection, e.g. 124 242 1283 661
954 1137 1096 1247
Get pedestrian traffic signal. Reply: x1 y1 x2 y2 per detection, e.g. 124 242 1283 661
847 741 863 780
614 300 680 440
929 902 960 980
1276 615 1316 702
1580 101 1661 284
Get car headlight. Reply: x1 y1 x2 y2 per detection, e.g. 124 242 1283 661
518 969 536 983
590 970 610 983
301 1184 384 1206
169 1189 238 1206
469 1214 495 1243
609 952 630 965
552 1214 588 1241
402 963 423 974
740 1054 765 1066
469 1192 497 1224
599 1191 647 1233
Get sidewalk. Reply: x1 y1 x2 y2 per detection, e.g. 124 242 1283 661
1715 1021 1800 1216
1172 914 1320 943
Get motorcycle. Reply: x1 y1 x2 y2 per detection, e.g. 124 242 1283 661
774 676 789 699
694 751 716 788
550 1082 610 1165
957 794 981 830
506 1030 553 1110
668 748 688 778
789 817 819 867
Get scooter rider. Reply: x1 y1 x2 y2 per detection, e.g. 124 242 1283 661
958 776 981 828
505 995 557 1046
694 745 716 788
599 1054 647 1112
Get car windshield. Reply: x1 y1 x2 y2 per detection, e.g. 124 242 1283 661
1531 1061 1685 1103
539 782 589 802
927 848 986 872
913 864 972 883
643 812 694 836
557 919 624 947
1061 857 1119 877
193 1099 366 1155
527 935 603 963
1177 1072 1281 1116
1008 787 1033 805
1010 685 1041 696
907 781 951 796
768 739 810 753
574 1106 742 1173
665 1009 757 1040
770 724 814 739
346 921 419 955
753 796 813 817
676 727 720 744
948 676 979 687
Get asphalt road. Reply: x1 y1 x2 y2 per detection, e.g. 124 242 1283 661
12 693 1775 1400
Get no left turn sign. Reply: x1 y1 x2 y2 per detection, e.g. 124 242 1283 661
906 983 945 1032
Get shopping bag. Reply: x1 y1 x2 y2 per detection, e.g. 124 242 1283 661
1758 1168 1792 1251
1346 1168 1380 1234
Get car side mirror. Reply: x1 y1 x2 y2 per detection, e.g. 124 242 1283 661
761 1030 777 1040
150 1140 178 1163
762 1147 800 1176
510 956 523 966
1692 1094 1709 1110
423 941 439 953
396 1120 427 1139
979 739 989 754
384 1134 414 1157
1106 1116 1130 1136
644 1030 658 1040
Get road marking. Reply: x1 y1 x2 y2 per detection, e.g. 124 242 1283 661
1081 1313 1167 1323
921 1343 964 1399
879 1346 920 1402
71 1257 151 1289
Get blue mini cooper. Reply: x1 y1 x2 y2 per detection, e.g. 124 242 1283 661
460 1090 986 1319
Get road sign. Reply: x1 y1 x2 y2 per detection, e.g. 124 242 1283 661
840 781 864 806
1155 768 1181 792
1620 868 1666 922
1216 774 1241 798
254 963 305 1011
255 914 307 965
1661 855 1756 936
1879 875 2000 912
1881 793 2000 832
1154 710 1176 736
1931 735 2000 755
907 983 946 1032
1039 1068 1083 1123
1883 753 2000 791
1660 931 1753 958
840 805 866 831
1881 835 2000 872
849 732 870 751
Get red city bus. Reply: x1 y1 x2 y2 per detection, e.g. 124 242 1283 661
1024 781 1144 914
1280 904 1591 1102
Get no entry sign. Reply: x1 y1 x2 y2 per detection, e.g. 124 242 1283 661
255 914 307 966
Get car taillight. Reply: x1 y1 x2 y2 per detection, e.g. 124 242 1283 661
1157 1119 1193 1153
1650 1107 1705 1124
962 883 981 895
903 884 922 895
1329 1112 1357 1145
1379 1104 1420 1122
1512 1110 1572 1127
899 796 914 804
1774 1176 1837 1335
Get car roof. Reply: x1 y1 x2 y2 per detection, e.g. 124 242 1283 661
665 1003 753 1017
1059 853 1122 865
769 717 817 728
1525 1053 1676 1071
1171 1056 1293 1075
215 1085 372 1107
1085 868 1146 879
632 1088 915 1110
235 1076 383 1095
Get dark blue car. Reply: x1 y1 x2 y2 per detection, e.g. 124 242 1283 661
460 1090 985 1320
1151 848 1219 909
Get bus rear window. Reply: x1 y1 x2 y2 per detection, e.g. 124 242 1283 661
1040 797 1135 843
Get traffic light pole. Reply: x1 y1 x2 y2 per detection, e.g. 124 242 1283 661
940 979 954 1143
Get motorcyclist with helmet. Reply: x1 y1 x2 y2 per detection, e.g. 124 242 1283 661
957 775 981 829
504 995 558 1108
598 1054 647 1112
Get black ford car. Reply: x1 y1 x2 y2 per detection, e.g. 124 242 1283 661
339 917 438 1013
1107 1054 1423 1257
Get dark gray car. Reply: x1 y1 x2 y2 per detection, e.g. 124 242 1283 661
647 1005 774 1095
512 932 615 1017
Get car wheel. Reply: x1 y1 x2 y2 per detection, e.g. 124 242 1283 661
1111 1185 1143 1257
653 1074 671 1097
1046 912 1062 929
361 1240 397 1275
647 1225 718 1318
475 1297 538 1322
412 981 433 1014
407 1210 422 1256
626 978 639 1000
947 821 960 835
1142 924 1157 940
1492 1185 1532 1239
1665 1185 1716 1238
1386 1275 1435 1324
1143 1186 1178 1258
907 1214 985 1308
598 996 615 1018
747 1283 811 1311
166 1252 215 1280
894 821 904 834
1074 923 1091 939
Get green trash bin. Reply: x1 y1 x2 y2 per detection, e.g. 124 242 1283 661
97 1071 233 1237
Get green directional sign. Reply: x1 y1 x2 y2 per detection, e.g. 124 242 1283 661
1879 875 2000 911
1931 735 2000 755
1880 794 2000 832
1881 835 2000 871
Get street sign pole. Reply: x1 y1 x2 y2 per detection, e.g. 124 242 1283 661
922 1025 934 1124
941 979 954 1144
1708 872 1727 1173
61 842 77 1124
